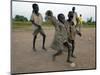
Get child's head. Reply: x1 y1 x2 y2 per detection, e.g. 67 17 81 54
45 10 53 17
45 10 53 21
80 14 82 17
68 11 73 21
72 7 75 12
58 13 65 24
32 4 39 13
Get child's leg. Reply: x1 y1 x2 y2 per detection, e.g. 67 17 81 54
33 35 37 51
32 29 39 51
71 40 76 57
52 50 62 61
63 42 72 63
79 25 81 32
40 29 46 50
67 47 72 63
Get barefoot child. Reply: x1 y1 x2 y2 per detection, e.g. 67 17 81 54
45 10 72 63
30 4 46 51
78 14 83 33
66 11 81 58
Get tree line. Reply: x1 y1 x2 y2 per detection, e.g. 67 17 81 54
12 15 96 25
13 15 28 22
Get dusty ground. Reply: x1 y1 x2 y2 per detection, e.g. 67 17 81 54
11 27 96 74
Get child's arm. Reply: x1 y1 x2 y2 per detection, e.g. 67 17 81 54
30 20 41 29
45 10 58 26
63 41 72 49
47 16 58 27
30 13 41 29
76 29 82 37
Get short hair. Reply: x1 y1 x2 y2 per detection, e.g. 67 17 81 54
57 13 65 21
80 14 82 16
45 10 53 16
68 11 73 18
32 4 38 9
72 7 75 10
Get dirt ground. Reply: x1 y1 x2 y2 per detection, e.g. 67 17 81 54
11 27 96 74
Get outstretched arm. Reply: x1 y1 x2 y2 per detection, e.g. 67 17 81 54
45 10 58 26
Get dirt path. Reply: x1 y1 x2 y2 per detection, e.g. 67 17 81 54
11 28 96 74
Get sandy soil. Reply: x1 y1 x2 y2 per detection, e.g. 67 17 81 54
11 27 96 74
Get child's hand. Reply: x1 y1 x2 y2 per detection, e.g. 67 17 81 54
76 30 82 37
63 41 72 49
72 22 74 26
78 32 82 37
37 25 41 30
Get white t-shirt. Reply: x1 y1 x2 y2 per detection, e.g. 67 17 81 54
30 12 43 31
72 12 78 26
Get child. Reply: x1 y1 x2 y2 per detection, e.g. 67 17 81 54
30 4 46 51
78 14 83 33
66 11 81 58
71 7 79 26
45 10 72 63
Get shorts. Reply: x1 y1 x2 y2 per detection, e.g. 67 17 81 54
32 26 45 36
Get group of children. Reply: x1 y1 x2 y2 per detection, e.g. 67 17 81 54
30 4 82 63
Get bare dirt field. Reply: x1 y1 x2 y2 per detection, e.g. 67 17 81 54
11 27 96 74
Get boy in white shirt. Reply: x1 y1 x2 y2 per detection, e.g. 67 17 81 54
30 4 46 51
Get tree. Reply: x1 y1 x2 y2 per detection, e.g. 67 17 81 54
14 15 28 22
87 17 92 23
86 17 96 25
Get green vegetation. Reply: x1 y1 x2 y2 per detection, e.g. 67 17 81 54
12 21 95 30
82 24 96 28
12 15 96 30
13 15 28 22
12 21 54 31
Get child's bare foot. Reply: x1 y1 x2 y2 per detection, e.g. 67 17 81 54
42 47 47 51
67 60 73 63
71 54 76 58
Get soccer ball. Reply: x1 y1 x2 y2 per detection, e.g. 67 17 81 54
88 37 91 41
70 63 76 67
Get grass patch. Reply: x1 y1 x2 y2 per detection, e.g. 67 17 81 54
12 21 96 30
83 24 96 28
12 21 53 28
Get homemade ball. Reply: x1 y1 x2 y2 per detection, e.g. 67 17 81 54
70 62 76 67
88 37 92 41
